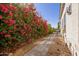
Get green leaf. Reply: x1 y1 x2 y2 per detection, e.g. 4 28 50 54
8 26 14 30
5 38 11 41
0 27 3 32
0 40 7 47
3 23 8 28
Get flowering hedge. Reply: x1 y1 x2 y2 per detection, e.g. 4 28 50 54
0 3 49 48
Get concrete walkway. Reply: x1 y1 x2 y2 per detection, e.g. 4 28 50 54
24 34 71 56
24 34 55 56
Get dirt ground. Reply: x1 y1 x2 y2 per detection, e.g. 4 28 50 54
47 37 72 56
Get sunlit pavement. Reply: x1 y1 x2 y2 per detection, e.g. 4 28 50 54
24 33 65 56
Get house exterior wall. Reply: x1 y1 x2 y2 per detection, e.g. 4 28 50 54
60 3 79 56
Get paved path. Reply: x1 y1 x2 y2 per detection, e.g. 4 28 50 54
24 34 55 56
24 33 71 56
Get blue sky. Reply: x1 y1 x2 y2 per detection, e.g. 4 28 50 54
34 3 60 28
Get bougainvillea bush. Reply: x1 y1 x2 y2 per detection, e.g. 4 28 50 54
0 3 49 49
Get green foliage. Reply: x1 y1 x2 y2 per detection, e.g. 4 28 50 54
48 24 56 34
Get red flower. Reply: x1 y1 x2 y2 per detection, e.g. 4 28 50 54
3 20 8 24
14 25 17 30
9 11 13 16
23 24 32 32
8 30 13 33
8 19 15 26
9 4 17 10
33 16 41 26
5 34 11 38
0 31 5 35
4 19 15 26
24 13 29 17
0 15 2 19
24 24 28 30
0 4 8 13
20 29 26 35
23 7 31 13
43 20 48 33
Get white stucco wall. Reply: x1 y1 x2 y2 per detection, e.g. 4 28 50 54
66 3 79 55
60 3 79 56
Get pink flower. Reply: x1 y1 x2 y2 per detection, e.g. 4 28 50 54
0 31 5 35
9 11 13 16
3 20 9 24
3 19 15 26
8 30 13 33
5 34 11 38
0 15 2 19
7 19 15 26
0 4 8 13
8 19 15 26
2 8 8 13
24 24 28 30
20 29 26 35
23 7 31 13
9 4 17 10
14 25 17 30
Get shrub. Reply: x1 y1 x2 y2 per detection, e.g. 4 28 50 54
0 3 49 48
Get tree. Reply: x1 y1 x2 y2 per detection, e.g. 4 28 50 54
48 24 54 34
